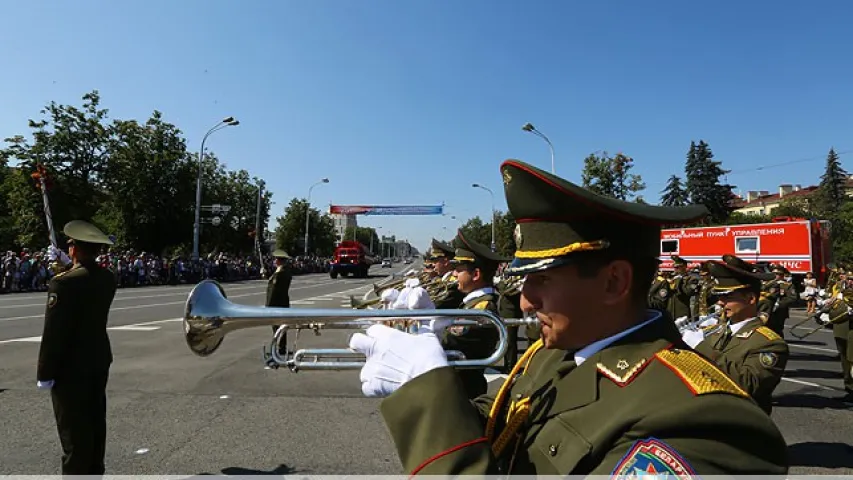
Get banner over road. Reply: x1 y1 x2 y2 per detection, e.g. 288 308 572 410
329 205 444 216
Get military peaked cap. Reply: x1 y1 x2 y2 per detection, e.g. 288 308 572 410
671 255 688 266
450 229 510 269
272 249 291 259
63 220 114 245
707 254 775 295
499 159 709 276
428 238 455 259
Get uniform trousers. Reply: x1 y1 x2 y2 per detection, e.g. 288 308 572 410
50 370 109 475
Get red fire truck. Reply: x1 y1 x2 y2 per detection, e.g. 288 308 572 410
658 217 834 285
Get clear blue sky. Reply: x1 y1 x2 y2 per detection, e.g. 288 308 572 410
2 1 852 252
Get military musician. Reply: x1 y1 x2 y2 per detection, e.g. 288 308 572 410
267 249 293 358
690 255 789 414
442 229 507 398
349 159 788 476
425 239 465 309
761 265 798 336
36 220 118 475
665 255 700 321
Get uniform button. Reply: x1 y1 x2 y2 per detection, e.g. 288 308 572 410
549 445 558 456
515 393 523 400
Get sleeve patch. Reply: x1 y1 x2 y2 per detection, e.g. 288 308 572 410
611 437 696 479
759 351 779 368
473 300 490 310
47 293 58 309
755 326 782 341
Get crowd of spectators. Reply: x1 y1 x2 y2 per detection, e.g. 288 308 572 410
1 248 332 293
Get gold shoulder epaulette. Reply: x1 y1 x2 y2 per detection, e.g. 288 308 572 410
473 300 490 310
655 348 748 398
755 326 782 341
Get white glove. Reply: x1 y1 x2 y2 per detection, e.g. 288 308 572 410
349 325 448 397
380 288 400 304
37 380 54 390
392 287 412 309
49 246 71 266
406 287 435 310
682 328 705 348
404 278 421 288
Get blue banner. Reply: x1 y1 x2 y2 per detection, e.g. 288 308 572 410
329 205 444 216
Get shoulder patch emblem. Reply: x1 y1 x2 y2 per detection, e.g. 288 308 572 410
759 352 779 368
659 289 668 298
755 326 782 341
473 300 490 310
47 293 58 309
655 348 748 398
611 437 696 478
597 358 651 386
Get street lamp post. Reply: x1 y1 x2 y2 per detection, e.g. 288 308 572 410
472 183 496 251
522 122 556 174
304 178 330 257
192 116 240 261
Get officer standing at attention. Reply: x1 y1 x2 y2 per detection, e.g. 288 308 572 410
267 249 293 358
349 159 788 476
687 254 789 414
442 229 508 398
36 220 117 475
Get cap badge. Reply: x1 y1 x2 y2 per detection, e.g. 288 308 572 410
513 224 523 249
502 168 512 186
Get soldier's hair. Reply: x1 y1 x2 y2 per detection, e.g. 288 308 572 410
72 241 100 258
460 262 498 284
573 251 657 310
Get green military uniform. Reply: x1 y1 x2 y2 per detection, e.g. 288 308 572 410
267 249 293 355
427 239 466 309
665 256 699 320
695 264 716 317
692 255 788 414
442 230 508 399
495 275 524 372
647 271 671 314
827 276 853 397
376 159 788 476
37 220 117 475
761 266 797 336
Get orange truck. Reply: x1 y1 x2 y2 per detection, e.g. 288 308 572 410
658 217 833 285
330 240 374 278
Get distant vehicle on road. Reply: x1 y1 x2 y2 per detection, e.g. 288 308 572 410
381 258 392 268
330 240 374 278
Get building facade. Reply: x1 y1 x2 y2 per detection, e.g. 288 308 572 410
330 213 358 242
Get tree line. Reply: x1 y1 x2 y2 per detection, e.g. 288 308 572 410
0 91 272 257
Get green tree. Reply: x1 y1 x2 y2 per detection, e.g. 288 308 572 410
660 174 688 207
275 198 337 256
684 140 733 224
581 151 645 201
814 147 848 216
342 225 380 253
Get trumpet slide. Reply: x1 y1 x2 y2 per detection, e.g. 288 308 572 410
184 280 539 372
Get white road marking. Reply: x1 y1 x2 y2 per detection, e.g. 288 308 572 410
789 344 838 354
0 336 42 344
109 325 161 331
782 377 840 391
0 282 376 344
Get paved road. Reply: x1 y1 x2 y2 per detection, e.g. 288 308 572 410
0 266 851 475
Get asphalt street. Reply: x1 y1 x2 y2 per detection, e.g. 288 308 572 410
0 264 851 475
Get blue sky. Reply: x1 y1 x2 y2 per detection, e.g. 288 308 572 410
2 1 852 252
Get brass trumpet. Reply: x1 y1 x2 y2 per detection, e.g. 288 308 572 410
184 280 539 372
788 299 848 339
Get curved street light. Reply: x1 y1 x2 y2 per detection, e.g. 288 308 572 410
522 122 556 174
472 183 496 251
192 116 240 261
304 178 330 256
